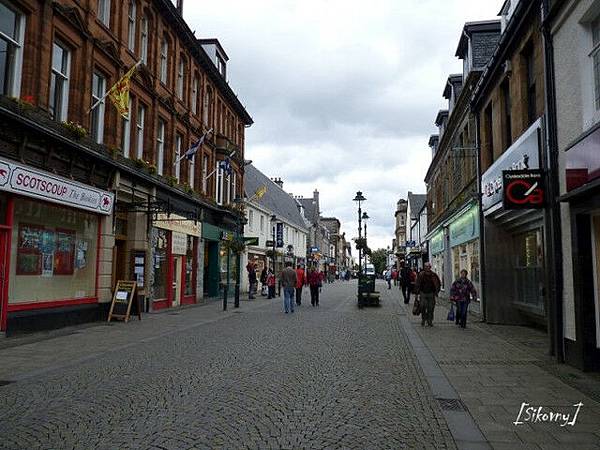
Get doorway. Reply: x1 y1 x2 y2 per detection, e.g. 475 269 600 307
0 229 9 332
172 256 182 307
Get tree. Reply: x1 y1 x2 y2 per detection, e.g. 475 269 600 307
370 248 388 275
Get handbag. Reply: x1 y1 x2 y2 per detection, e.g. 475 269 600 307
447 303 455 321
412 297 421 316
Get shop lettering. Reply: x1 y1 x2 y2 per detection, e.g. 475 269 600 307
15 173 69 197
483 154 531 198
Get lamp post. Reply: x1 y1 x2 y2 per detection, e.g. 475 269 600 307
222 244 229 311
353 191 366 274
233 196 246 308
362 211 369 268
270 214 277 273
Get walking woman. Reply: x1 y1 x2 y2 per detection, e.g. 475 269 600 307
450 269 477 328
307 266 321 306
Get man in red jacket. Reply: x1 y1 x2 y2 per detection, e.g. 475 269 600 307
295 264 306 306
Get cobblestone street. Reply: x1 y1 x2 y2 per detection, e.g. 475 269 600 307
0 282 454 450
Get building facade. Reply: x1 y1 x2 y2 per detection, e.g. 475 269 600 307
405 192 427 269
0 0 252 334
393 198 407 265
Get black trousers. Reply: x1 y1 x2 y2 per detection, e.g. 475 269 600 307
310 286 319 306
295 287 303 305
401 284 411 304
268 286 275 299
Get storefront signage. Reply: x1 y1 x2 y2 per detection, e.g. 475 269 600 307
266 239 274 247
481 119 541 212
276 222 284 248
155 213 201 237
0 157 114 215
171 232 187 255
244 236 259 246
430 229 445 255
107 280 140 323
449 205 479 247
310 246 319 253
502 170 545 210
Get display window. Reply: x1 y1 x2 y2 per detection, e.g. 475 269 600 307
514 229 544 310
9 199 98 305
152 228 169 300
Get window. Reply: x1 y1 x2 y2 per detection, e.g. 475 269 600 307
127 1 136 52
191 76 198 114
160 38 168 84
152 228 168 299
175 133 182 182
524 46 536 124
97 0 110 27
501 80 512 148
90 72 106 144
260 215 264 232
202 154 208 194
189 147 195 189
249 210 254 230
140 15 149 64
203 88 211 126
136 103 145 158
231 172 237 203
215 161 223 205
156 119 165 175
592 17 600 110
216 54 226 78
122 96 132 158
49 42 70 122
177 58 185 99
0 1 25 97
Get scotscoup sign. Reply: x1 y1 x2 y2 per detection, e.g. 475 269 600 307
481 118 542 213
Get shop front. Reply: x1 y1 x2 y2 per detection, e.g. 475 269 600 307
150 214 201 310
202 222 237 299
560 122 600 371
0 157 114 334
481 119 547 326
448 203 481 303
429 228 447 293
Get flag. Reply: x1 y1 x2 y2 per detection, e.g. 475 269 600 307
107 61 141 118
219 158 233 177
175 128 213 165
254 185 267 199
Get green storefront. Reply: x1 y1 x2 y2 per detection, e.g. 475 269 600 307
448 203 480 294
202 223 238 298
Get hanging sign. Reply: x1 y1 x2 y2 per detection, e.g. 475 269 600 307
276 222 284 248
0 157 114 214
502 170 545 209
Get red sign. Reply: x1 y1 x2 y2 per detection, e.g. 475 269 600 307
502 170 545 210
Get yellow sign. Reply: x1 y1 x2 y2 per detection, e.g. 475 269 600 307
155 213 201 237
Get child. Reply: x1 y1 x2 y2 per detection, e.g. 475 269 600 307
267 269 276 299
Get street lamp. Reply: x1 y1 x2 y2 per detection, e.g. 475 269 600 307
362 211 369 268
233 196 246 308
353 191 366 274
270 214 277 272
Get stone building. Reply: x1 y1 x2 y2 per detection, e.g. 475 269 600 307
298 190 331 270
393 198 407 265
0 0 252 335
405 192 427 269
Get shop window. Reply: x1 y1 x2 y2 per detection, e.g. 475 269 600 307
470 241 480 283
514 229 544 309
152 228 168 299
10 199 98 304
184 236 194 296
49 41 70 122
127 1 136 52
0 1 25 97
91 72 106 144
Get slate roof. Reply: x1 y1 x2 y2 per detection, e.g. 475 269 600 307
244 165 308 230
408 193 427 220
299 197 319 224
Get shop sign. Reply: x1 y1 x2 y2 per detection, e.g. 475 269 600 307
276 222 284 248
310 246 319 253
502 170 545 210
449 205 479 247
430 229 445 255
481 119 541 212
0 157 114 215
171 232 187 255
244 236 259 246
266 239 274 247
155 213 201 237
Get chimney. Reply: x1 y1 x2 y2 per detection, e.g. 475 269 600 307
313 189 319 203
271 177 283 189
176 0 183 14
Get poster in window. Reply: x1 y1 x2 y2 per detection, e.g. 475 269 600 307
42 253 54 277
17 223 43 275
40 230 55 254
76 240 88 269
54 229 75 275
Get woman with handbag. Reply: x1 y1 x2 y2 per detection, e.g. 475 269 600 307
449 269 477 329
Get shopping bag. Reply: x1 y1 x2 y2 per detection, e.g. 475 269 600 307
412 297 421 316
447 304 455 321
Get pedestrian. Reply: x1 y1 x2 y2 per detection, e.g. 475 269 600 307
415 262 441 327
385 268 392 289
450 269 477 328
319 270 325 292
281 262 297 314
247 260 257 299
295 264 306 306
399 261 412 304
308 266 321 306
345 270 351 281
392 268 398 287
266 268 276 299
259 267 268 296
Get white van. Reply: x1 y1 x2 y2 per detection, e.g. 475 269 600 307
363 263 375 276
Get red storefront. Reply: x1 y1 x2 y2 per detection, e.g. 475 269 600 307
0 157 114 334
151 214 201 311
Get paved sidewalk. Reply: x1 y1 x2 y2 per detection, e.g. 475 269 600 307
403 292 600 449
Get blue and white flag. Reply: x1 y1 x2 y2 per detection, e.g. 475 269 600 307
219 158 233 176
175 128 213 165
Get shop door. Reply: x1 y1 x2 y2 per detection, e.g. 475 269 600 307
172 256 182 307
0 230 9 331
591 217 600 350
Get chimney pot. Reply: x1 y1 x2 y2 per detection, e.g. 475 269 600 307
176 0 184 14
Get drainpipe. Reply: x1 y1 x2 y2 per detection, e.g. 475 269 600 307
474 111 487 323
541 0 564 363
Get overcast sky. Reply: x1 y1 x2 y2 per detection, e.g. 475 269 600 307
185 1 500 251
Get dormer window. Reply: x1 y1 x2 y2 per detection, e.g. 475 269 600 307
216 54 226 78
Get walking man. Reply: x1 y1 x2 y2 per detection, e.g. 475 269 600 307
281 262 297 314
385 268 392 289
295 264 306 306
247 260 258 300
450 269 477 328
308 266 321 306
399 261 412 304
415 262 441 327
